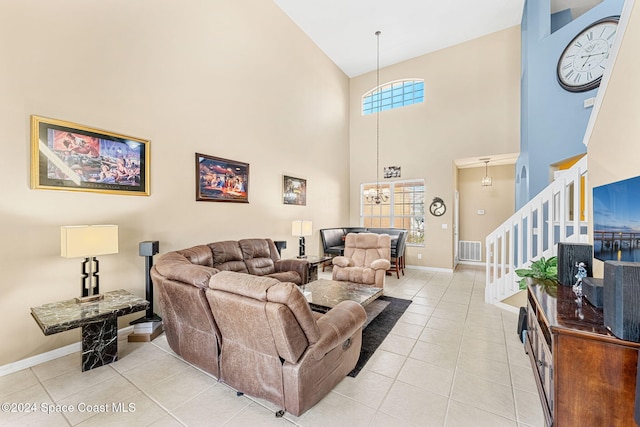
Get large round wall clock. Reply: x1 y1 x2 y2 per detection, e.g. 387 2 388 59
557 16 619 93
429 197 446 217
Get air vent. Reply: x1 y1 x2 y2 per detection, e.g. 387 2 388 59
459 241 482 262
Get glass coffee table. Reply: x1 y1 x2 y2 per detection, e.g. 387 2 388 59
302 278 383 313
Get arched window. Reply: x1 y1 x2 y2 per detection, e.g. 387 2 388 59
362 79 424 115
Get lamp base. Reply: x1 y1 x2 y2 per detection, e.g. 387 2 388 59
75 294 104 304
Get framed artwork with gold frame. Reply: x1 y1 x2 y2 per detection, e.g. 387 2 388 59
30 115 150 196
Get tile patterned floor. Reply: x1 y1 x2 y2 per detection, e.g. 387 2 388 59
0 265 545 426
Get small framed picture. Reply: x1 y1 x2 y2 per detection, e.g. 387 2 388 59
30 115 150 195
283 175 306 205
196 153 249 203
384 166 401 178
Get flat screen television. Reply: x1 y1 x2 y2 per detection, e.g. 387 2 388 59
592 175 640 262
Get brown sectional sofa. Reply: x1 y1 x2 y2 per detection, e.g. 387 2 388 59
150 238 367 416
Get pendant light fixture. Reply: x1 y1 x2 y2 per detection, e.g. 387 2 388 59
366 30 390 205
481 158 493 187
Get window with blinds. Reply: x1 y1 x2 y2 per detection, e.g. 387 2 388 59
361 180 425 245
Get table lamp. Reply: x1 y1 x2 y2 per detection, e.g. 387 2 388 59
60 225 119 303
291 220 312 258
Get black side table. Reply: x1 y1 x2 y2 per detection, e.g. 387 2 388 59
301 255 332 283
31 290 148 371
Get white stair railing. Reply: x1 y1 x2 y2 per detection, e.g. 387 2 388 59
485 156 589 305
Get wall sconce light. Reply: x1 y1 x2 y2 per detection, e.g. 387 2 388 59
291 220 312 258
60 225 119 303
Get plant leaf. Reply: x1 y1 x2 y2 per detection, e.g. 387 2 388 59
515 269 534 278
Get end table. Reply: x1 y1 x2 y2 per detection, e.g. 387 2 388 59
31 290 148 371
298 255 331 283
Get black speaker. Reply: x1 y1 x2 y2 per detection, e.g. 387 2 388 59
603 261 640 342
557 243 593 286
274 240 287 256
139 241 159 256
582 277 603 308
517 306 528 343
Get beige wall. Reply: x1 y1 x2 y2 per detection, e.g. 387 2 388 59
0 0 350 366
587 1 640 277
349 27 521 270
458 164 516 262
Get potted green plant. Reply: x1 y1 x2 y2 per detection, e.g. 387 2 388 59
515 256 558 290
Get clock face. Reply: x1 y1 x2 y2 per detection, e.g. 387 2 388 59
557 17 619 92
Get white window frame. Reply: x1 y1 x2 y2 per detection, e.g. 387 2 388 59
360 179 425 246
362 79 425 115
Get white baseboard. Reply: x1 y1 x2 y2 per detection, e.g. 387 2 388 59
0 326 135 378
457 260 486 267
405 265 454 274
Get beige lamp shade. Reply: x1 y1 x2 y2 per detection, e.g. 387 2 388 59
60 225 119 258
291 220 313 237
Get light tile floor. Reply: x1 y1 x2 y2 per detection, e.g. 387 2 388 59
0 265 545 426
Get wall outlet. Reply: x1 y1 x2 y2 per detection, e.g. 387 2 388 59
417 253 422 260
477 209 485 215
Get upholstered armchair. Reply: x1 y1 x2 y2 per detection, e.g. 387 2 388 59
332 233 391 287
206 271 366 417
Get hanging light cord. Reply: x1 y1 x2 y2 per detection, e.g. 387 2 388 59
375 30 381 196
365 30 388 205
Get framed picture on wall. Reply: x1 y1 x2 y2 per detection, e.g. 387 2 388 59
30 115 150 195
283 175 306 205
196 153 249 203
384 166 401 178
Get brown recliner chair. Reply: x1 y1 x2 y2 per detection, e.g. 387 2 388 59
151 247 221 377
332 233 391 287
206 271 367 417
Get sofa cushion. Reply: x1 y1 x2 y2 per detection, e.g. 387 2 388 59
267 271 302 283
333 266 377 285
209 240 249 273
239 239 277 276
345 233 390 267
238 238 273 259
177 245 214 267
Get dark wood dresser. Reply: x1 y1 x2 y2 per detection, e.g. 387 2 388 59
526 282 640 426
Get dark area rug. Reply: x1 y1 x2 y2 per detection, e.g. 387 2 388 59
348 295 412 377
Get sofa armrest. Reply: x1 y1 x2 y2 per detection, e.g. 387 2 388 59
370 259 391 271
275 258 309 284
155 253 219 289
332 256 352 267
310 300 366 360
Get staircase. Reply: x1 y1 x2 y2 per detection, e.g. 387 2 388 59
485 156 589 307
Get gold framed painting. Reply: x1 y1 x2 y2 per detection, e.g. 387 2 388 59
30 115 150 196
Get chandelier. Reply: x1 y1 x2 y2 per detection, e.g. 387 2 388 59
365 30 390 205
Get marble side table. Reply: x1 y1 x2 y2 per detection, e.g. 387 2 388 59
31 289 148 371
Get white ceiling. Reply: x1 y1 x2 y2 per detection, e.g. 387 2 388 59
273 0 526 77
272 0 602 167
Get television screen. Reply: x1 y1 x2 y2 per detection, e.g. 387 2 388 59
593 175 640 262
